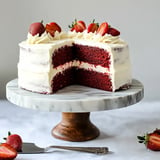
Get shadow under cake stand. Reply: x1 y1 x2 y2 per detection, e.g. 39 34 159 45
6 79 144 142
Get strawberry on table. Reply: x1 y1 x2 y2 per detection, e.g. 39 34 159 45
4 132 23 152
87 19 99 33
138 129 160 151
0 143 17 160
29 21 45 36
69 19 86 32
96 22 109 36
46 22 61 37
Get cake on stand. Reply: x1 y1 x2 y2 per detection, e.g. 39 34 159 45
6 79 144 142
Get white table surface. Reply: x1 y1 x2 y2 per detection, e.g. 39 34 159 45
0 100 160 160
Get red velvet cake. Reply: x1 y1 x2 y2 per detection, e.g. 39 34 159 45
18 20 132 94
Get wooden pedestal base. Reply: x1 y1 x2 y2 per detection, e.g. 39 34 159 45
52 112 100 141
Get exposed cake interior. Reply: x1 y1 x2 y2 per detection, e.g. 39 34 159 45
51 43 113 93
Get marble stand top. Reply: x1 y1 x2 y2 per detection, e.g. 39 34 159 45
6 79 144 112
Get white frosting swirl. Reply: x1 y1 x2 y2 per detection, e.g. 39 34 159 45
27 30 125 44
27 32 54 44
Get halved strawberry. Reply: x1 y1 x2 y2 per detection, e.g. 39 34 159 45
138 129 160 151
0 143 17 160
108 27 120 36
96 22 109 36
4 131 22 152
69 19 86 32
87 20 99 33
46 22 61 37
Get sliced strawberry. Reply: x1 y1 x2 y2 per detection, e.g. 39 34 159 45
4 131 23 152
96 22 109 36
87 20 99 33
69 19 86 32
46 22 61 37
76 20 86 30
147 132 160 151
0 143 17 160
138 129 160 151
108 27 120 36
73 24 84 32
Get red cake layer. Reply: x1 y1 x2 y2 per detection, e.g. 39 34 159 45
51 68 112 93
75 68 113 91
52 46 74 68
51 67 75 93
52 44 111 68
73 44 111 68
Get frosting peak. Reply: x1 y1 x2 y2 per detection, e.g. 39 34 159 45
27 32 53 44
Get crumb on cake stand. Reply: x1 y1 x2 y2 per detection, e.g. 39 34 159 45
6 79 144 142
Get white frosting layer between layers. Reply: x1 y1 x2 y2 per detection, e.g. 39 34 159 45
18 36 132 93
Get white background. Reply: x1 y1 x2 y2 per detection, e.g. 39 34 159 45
0 0 160 101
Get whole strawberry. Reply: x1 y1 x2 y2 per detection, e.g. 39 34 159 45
4 131 23 152
138 129 160 151
29 21 45 36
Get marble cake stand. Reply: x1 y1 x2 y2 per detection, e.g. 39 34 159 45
6 79 144 142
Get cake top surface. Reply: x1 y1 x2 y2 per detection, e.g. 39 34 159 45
24 19 127 46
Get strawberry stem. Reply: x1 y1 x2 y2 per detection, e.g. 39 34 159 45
137 136 145 141
91 19 99 27
68 19 77 29
92 19 95 23
137 134 149 145
3 131 12 140
8 131 11 136
40 20 43 24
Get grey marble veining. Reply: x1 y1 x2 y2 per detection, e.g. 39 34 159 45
6 79 144 112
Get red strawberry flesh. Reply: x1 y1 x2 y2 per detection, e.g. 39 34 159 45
0 143 17 160
147 133 160 151
87 23 99 33
77 21 86 30
74 25 84 32
69 20 86 32
96 22 109 36
46 22 61 37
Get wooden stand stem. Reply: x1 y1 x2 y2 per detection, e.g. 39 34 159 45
52 112 100 141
